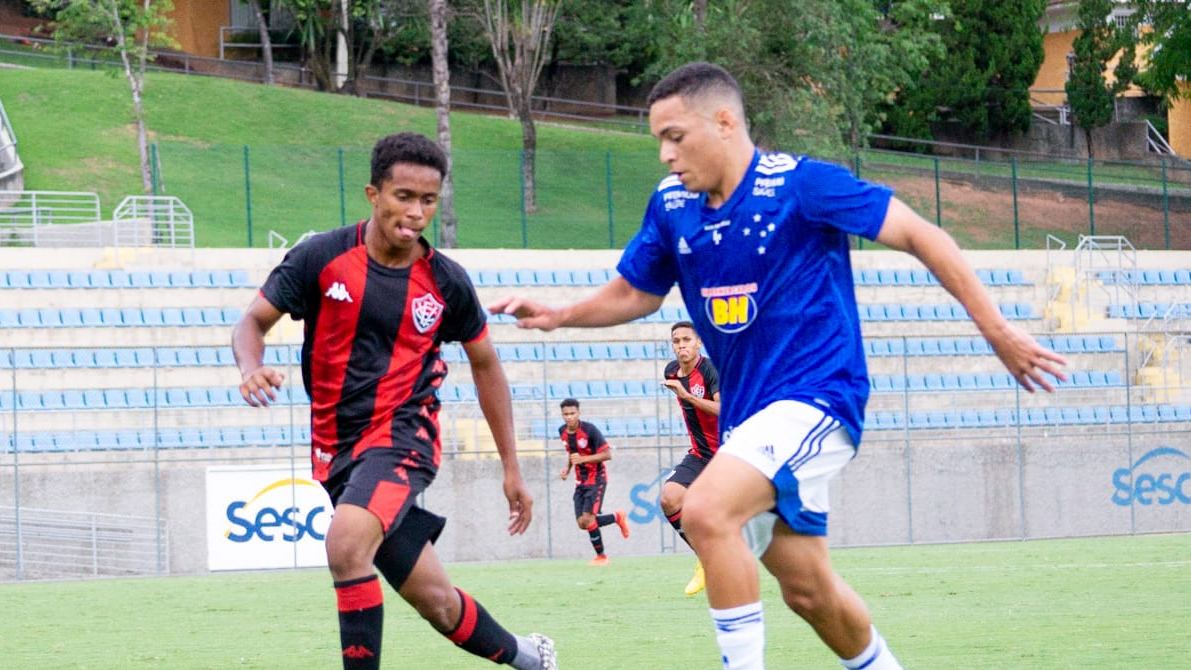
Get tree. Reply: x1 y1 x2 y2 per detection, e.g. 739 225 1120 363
886 0 1046 140
278 0 426 95
33 0 176 192
641 0 942 158
1066 0 1136 158
245 0 275 85
476 0 562 214
1132 0 1191 102
430 0 458 247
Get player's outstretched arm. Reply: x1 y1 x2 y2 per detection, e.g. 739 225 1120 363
875 197 1068 392
464 335 533 536
232 295 287 406
488 277 666 331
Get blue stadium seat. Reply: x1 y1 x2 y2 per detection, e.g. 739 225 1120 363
229 270 253 287
0 310 18 328
17 308 41 326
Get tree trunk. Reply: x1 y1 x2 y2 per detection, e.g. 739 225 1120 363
1084 127 1095 160
431 0 458 248
247 0 274 85
110 0 153 192
519 99 537 214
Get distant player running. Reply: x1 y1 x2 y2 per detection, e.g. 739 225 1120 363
557 398 630 565
660 321 721 595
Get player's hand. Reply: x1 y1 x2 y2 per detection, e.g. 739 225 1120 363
660 379 686 399
503 474 533 535
569 453 583 465
559 467 570 480
985 322 1068 392
240 366 285 407
488 296 563 332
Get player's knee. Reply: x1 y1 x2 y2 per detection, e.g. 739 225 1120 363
325 538 374 580
659 488 685 516
680 493 729 543
407 582 460 632
576 514 593 529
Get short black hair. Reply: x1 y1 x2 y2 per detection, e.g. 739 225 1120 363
370 133 448 187
646 61 744 109
671 320 696 334
560 398 580 410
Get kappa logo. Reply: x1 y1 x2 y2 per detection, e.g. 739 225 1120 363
325 281 352 302
410 293 444 334
342 646 376 659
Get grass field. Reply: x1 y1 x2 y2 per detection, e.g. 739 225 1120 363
2 533 1188 669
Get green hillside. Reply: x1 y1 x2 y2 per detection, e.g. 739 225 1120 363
0 67 662 247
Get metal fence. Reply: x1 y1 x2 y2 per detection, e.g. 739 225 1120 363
3 333 1190 579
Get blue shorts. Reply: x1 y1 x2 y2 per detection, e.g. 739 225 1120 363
718 400 856 536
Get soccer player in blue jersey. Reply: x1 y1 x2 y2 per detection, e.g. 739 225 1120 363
491 63 1068 670
233 133 556 670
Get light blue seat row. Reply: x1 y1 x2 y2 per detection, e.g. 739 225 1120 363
852 268 1029 287
1097 269 1191 286
863 334 1121 358
2 424 311 453
1 385 309 411
439 342 663 365
858 303 1034 321
867 403 1191 431
0 345 299 370
1 269 254 289
1107 303 1191 319
0 306 243 328
440 379 668 404
466 269 618 287
869 370 1121 394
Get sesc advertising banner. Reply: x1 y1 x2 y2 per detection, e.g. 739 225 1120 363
206 464 332 570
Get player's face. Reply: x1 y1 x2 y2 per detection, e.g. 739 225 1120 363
649 95 725 195
561 406 580 430
670 327 701 365
365 162 442 253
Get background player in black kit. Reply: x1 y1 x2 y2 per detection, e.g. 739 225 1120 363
557 398 630 565
232 133 555 670
660 321 721 596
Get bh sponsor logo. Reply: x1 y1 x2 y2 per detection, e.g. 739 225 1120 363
224 477 331 542
702 283 758 334
1111 447 1191 506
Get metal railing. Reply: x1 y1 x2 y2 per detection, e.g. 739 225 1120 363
113 195 194 248
0 507 168 579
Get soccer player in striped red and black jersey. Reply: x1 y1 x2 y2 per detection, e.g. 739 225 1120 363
233 133 556 670
557 398 630 565
660 321 721 595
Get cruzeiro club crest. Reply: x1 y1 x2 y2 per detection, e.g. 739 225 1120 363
411 293 444 334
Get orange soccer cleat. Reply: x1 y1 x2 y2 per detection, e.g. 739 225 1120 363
614 509 630 539
588 554 610 566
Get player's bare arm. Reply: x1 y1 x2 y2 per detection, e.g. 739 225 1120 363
464 335 533 535
489 276 666 331
875 197 1068 392
570 449 612 465
232 294 287 407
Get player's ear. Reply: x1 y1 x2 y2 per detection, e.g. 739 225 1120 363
365 183 379 205
714 107 739 138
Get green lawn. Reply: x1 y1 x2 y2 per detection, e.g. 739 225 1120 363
2 533 1188 669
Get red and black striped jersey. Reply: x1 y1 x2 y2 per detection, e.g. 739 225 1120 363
664 356 721 461
259 222 487 481
558 420 609 486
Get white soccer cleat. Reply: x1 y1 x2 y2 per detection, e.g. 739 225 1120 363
529 633 557 670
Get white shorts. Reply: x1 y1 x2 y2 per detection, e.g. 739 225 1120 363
720 400 856 537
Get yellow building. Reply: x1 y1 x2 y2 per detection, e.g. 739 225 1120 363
1036 0 1189 158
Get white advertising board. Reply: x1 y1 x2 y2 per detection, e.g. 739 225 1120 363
206 464 332 570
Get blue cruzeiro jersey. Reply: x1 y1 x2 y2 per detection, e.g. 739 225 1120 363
618 151 893 446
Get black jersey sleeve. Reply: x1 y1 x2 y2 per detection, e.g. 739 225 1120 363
260 239 317 319
431 253 487 344
700 357 721 397
583 421 609 450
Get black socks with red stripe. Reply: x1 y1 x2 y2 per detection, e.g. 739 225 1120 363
335 575 384 670
667 509 692 547
444 587 518 664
